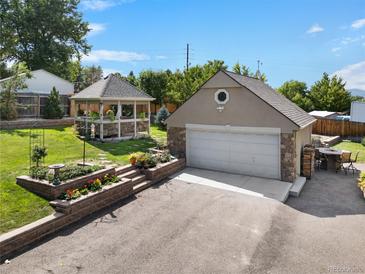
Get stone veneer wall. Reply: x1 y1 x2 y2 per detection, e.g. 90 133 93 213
167 127 186 157
75 120 148 138
280 133 296 182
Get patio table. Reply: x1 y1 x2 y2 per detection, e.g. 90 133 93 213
318 148 348 171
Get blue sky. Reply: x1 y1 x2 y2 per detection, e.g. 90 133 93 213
81 0 365 91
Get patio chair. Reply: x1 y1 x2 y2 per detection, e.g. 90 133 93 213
314 149 327 170
346 151 360 176
335 151 352 175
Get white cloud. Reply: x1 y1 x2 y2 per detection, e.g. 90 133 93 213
341 35 365 45
306 24 324 34
155 55 167 60
332 60 365 90
82 50 150 63
88 23 106 36
331 47 341 52
351 18 365 29
81 0 135 11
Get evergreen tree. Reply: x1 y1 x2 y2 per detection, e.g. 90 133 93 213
155 106 170 128
309 73 351 112
44 87 63 119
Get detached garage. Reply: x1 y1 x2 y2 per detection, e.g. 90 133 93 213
166 70 316 182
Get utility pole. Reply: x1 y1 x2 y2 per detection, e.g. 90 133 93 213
256 59 263 79
186 43 190 72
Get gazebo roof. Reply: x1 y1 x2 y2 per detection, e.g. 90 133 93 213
71 74 154 101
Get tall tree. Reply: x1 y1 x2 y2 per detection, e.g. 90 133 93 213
166 60 227 106
43 86 63 119
1 0 90 80
75 65 103 92
0 63 30 120
232 62 267 82
277 80 313 111
139 70 169 106
309 73 351 112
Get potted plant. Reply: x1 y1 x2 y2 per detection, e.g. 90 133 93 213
106 109 115 121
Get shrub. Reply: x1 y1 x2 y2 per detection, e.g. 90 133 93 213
79 186 89 195
362 137 365 146
106 109 115 121
43 87 63 119
144 153 157 168
139 112 146 120
31 146 47 167
156 150 171 163
29 166 48 179
155 106 170 128
89 111 100 121
56 165 102 182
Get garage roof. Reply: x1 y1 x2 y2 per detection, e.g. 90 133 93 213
223 71 316 128
71 74 154 101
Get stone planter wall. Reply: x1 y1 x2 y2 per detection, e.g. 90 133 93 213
142 158 186 183
0 178 133 260
16 166 115 200
0 118 74 130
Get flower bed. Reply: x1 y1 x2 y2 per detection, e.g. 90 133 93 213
58 173 120 201
16 166 116 200
49 176 134 214
357 172 365 198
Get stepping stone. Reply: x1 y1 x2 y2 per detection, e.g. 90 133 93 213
99 157 107 160
101 160 112 164
98 153 107 156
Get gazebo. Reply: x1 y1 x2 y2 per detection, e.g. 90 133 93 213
71 74 154 141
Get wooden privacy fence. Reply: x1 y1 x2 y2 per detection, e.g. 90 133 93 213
312 118 365 137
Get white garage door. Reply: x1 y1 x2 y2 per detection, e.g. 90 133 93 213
186 124 281 179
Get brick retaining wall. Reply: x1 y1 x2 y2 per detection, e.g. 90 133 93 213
0 178 133 260
142 158 186 183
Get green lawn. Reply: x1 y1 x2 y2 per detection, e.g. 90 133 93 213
333 140 365 163
0 125 166 234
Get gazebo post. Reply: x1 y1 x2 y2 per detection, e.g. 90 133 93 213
85 101 89 134
134 100 137 138
117 101 121 139
147 102 151 135
99 102 104 140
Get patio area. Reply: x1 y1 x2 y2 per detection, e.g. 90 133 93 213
72 74 155 141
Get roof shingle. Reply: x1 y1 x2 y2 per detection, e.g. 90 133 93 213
72 74 153 100
224 70 316 128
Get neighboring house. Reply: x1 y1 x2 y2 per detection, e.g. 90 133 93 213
166 70 316 183
309 110 338 120
71 74 154 140
0 69 74 118
350 101 365 123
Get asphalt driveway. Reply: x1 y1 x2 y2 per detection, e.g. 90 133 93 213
1 171 365 274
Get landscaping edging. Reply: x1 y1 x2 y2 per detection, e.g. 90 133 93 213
0 177 133 260
16 166 115 200
141 158 186 183
1 158 186 260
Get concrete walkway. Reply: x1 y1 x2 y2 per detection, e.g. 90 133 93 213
170 168 292 202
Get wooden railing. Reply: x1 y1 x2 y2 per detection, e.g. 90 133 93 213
312 118 365 137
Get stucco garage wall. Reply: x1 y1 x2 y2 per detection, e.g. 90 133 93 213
166 87 298 134
295 125 312 175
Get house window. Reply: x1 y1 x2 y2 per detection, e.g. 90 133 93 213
214 89 229 105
